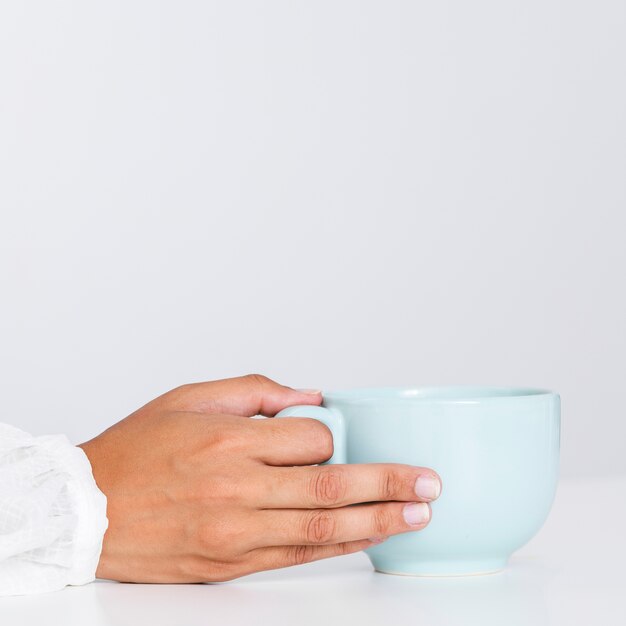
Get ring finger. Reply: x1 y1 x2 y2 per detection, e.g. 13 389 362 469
248 501 431 550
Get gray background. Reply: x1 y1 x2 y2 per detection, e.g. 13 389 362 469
0 1 624 478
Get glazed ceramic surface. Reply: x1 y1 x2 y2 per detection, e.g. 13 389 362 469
275 386 560 576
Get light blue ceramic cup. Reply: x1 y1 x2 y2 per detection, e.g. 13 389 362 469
275 386 560 576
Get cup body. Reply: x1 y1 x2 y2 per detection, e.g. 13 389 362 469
323 386 560 576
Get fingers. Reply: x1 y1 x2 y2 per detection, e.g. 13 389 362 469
165 373 323 417
247 538 382 573
255 463 442 508
248 501 431 549
251 417 334 466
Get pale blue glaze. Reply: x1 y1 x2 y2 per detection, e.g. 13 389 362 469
275 386 560 576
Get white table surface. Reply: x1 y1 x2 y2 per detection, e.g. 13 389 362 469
1 475 625 626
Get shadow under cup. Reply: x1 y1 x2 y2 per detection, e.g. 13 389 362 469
275 386 561 576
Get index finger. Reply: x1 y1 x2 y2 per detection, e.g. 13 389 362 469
250 416 335 466
255 463 442 509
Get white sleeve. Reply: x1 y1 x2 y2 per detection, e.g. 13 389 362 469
0 423 108 596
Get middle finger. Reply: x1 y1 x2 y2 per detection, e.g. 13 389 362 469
255 463 442 509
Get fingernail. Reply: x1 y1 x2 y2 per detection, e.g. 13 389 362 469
368 536 388 544
403 502 430 526
414 474 441 500
296 388 322 395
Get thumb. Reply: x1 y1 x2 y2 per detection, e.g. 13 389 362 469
167 374 323 417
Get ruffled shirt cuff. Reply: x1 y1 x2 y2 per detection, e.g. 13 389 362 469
0 423 108 596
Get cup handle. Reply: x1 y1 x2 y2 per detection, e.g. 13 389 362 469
274 405 347 464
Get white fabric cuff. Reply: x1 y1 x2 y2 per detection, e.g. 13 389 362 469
0 423 108 596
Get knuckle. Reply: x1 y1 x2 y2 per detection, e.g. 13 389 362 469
291 544 316 566
168 383 192 395
205 428 232 450
172 383 193 395
379 468 404 500
304 510 337 544
243 373 271 388
203 419 251 455
194 523 219 552
194 519 244 556
160 384 195 409
309 467 347 506
335 541 356 557
373 506 394 536
186 556 239 582
216 428 249 454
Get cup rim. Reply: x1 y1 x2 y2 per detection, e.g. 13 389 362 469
323 385 559 404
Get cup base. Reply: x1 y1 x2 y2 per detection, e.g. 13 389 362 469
369 556 508 577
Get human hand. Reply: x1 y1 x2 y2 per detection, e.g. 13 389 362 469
79 374 442 583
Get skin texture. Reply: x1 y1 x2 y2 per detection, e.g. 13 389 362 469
79 374 442 583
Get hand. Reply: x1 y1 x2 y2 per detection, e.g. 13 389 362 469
79 374 442 583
